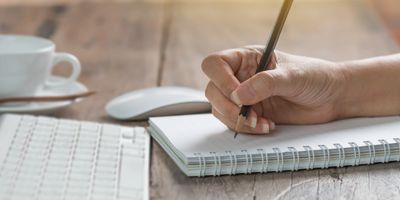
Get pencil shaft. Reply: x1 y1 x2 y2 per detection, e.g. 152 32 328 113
257 0 293 73
234 0 293 137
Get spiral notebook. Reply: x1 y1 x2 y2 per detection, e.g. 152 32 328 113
148 114 400 177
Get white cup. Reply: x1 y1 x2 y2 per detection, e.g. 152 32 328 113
0 35 81 98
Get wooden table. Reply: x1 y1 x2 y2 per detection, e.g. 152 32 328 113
1 0 399 199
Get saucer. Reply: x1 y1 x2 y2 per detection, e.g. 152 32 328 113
0 76 88 114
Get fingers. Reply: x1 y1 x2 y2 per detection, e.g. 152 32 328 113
212 108 275 134
230 69 292 105
201 53 241 98
206 82 256 128
206 82 276 134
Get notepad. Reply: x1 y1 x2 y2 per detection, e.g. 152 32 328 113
148 114 400 177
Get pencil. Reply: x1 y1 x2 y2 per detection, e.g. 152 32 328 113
234 0 293 138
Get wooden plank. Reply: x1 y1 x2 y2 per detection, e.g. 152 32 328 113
153 0 400 200
0 5 54 35
46 2 163 122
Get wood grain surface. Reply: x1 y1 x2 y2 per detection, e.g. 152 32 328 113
0 0 399 199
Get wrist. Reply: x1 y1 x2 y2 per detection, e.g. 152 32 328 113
333 62 361 119
333 55 400 119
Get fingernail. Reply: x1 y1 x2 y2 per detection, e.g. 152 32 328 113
230 91 242 105
250 117 257 128
269 121 275 130
262 122 269 134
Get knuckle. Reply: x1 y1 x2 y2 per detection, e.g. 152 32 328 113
257 72 274 86
204 82 213 100
287 67 306 79
201 54 220 73
257 71 276 95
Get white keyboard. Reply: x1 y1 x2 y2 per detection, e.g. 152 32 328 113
0 114 150 200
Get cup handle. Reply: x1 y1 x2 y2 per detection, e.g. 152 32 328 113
45 52 81 88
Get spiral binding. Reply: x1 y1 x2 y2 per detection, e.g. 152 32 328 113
194 153 205 177
333 143 344 167
348 142 360 166
241 150 253 174
363 141 375 164
257 149 269 173
379 139 390 163
288 147 299 171
273 148 284 172
303 146 315 170
225 151 238 175
210 152 222 176
319 145 330 168
193 138 400 176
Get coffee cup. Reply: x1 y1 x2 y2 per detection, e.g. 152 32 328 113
0 35 81 98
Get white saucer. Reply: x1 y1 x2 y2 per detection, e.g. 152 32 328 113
0 76 88 114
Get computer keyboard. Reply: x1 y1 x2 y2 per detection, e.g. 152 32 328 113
0 114 150 200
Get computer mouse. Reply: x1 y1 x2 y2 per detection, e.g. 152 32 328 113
106 86 211 120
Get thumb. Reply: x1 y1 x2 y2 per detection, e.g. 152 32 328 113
230 69 291 105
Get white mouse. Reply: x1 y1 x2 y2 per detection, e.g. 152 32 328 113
106 86 211 120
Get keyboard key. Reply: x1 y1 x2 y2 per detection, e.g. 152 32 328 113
47 155 69 163
42 170 67 180
64 190 88 200
93 172 116 181
120 143 145 190
39 186 63 197
102 125 121 136
121 128 134 140
24 148 47 156
69 175 91 183
124 148 144 158
69 165 92 174
92 185 115 196
33 127 54 135
81 122 99 132
96 159 117 169
16 128 31 136
76 142 97 150
91 192 115 200
95 166 117 175
99 142 119 151
56 129 77 137
73 153 94 162
71 162 93 171
14 180 40 191
78 131 99 140
119 187 143 199
44 171 67 179
53 140 74 150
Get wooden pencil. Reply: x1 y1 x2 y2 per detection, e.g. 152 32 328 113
234 0 293 138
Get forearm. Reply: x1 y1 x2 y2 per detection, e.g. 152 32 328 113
337 54 400 118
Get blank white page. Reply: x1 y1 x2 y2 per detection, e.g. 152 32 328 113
149 114 400 155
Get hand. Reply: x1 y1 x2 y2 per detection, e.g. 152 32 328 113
201 46 346 134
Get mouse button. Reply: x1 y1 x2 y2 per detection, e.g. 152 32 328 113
141 102 211 120
106 94 150 119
